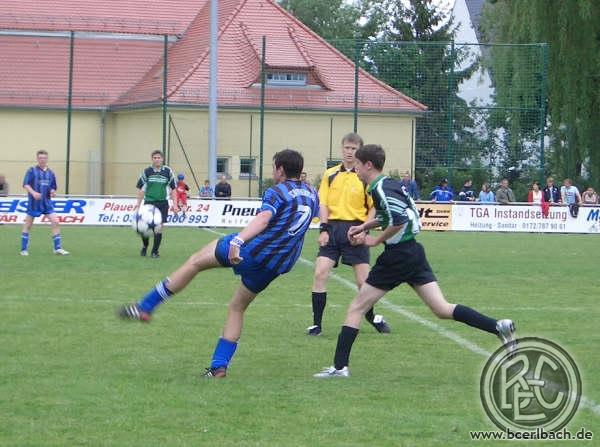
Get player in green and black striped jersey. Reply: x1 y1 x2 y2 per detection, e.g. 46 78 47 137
135 150 179 258
315 144 516 378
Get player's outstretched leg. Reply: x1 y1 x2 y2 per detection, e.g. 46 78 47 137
315 284 386 378
118 240 221 322
203 284 257 379
412 281 516 353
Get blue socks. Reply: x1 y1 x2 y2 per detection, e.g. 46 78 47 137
52 234 61 250
21 232 29 251
138 279 174 313
210 338 238 369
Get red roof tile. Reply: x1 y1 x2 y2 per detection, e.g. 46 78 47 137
0 0 205 35
0 0 427 113
0 35 164 108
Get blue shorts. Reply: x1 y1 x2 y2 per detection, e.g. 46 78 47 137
215 233 280 294
27 199 54 218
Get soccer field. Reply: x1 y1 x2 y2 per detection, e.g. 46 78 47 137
1 226 599 446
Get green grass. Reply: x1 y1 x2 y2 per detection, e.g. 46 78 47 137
1 226 598 446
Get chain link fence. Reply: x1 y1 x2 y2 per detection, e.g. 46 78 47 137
0 31 547 200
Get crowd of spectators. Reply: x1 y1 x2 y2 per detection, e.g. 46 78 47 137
413 175 600 208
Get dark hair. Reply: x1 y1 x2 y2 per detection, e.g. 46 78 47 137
355 144 385 171
151 150 164 158
341 132 363 148
36 149 48 156
273 149 303 178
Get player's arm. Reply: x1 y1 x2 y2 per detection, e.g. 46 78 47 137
170 188 179 212
50 172 57 197
135 189 144 209
317 172 331 246
167 169 179 212
135 172 146 209
227 210 273 264
363 224 403 247
23 184 41 200
23 170 41 200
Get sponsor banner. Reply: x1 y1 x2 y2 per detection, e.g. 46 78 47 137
0 196 320 229
2 196 598 234
452 203 600 234
416 203 452 231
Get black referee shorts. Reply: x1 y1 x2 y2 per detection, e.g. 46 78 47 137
317 220 370 267
366 239 437 291
144 200 169 224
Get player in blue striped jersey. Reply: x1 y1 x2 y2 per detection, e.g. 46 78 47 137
20 150 69 256
118 149 319 378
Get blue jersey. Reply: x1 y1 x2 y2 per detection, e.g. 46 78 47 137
23 166 57 215
246 180 319 274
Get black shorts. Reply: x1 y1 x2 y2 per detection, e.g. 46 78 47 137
366 239 437 291
144 200 169 224
318 220 369 267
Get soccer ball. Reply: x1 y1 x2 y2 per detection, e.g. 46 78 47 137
132 204 163 237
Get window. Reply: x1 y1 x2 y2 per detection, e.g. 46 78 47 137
239 158 256 177
217 157 229 175
266 71 307 86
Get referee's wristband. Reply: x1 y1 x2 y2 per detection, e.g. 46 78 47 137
229 236 245 247
319 223 331 234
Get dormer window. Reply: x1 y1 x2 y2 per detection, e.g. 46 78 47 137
266 71 307 86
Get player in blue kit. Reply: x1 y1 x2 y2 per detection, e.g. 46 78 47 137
118 149 319 378
20 150 69 256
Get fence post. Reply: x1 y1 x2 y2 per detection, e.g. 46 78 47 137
353 35 359 133
538 43 548 183
65 30 74 194
162 34 168 159
446 40 456 185
259 35 266 196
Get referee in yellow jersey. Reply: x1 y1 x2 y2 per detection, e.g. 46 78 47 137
307 133 390 336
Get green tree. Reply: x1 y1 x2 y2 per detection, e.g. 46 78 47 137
361 0 479 176
277 0 379 42
481 0 600 187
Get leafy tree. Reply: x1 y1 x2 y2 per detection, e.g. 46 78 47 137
481 0 600 187
360 0 479 177
277 0 379 42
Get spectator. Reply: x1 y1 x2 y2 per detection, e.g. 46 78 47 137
478 182 495 202
527 181 544 204
400 170 420 199
458 179 476 201
175 173 190 215
300 171 310 185
199 179 214 199
581 187 599 205
214 174 232 200
543 177 561 204
0 174 8 196
561 178 581 218
430 178 453 202
496 178 516 204
528 181 549 217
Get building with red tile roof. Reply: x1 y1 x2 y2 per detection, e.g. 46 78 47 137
0 0 426 195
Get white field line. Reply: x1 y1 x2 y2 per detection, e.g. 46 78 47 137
203 228 600 417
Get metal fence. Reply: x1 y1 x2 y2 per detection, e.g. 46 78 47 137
0 30 547 199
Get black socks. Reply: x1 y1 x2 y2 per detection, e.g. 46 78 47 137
453 304 498 334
